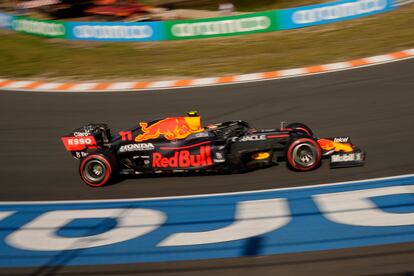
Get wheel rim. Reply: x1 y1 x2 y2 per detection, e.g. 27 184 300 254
83 159 106 183
292 143 317 168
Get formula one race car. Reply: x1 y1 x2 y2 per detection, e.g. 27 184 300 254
61 112 365 187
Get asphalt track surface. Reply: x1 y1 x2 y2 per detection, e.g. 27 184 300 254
0 58 413 275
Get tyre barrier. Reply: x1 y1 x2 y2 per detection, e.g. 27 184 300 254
0 0 396 42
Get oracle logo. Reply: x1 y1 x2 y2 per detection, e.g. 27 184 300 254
152 146 213 168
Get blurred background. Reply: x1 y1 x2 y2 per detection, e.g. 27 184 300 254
0 0 413 275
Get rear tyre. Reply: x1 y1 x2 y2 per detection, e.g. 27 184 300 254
79 152 117 187
286 138 321 171
286 123 313 137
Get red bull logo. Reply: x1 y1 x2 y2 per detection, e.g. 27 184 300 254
135 117 203 142
152 145 213 168
317 139 353 152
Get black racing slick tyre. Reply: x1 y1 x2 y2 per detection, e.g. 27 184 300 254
286 123 313 137
79 152 117 187
286 138 322 171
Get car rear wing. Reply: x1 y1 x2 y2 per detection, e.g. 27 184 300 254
61 135 99 151
61 123 112 158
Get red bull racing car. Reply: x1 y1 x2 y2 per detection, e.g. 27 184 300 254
61 112 365 187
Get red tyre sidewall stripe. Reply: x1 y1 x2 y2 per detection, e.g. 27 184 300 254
80 154 112 187
295 127 311 136
287 138 322 171
283 126 312 136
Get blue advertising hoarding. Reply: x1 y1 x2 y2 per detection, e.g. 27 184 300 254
0 13 13 30
67 21 166 42
0 175 414 267
0 0 397 41
278 0 394 30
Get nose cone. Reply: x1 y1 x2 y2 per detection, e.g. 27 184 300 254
317 139 353 152
332 142 353 152
318 139 334 150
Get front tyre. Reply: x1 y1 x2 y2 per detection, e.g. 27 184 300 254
286 138 321 171
286 122 313 137
79 153 116 187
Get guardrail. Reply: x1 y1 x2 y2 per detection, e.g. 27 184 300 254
0 0 398 41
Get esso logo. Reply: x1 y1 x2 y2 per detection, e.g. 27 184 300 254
68 138 93 145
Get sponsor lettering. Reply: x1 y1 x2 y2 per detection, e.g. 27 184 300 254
73 25 153 39
62 136 97 151
292 0 387 24
215 152 224 160
333 137 350 143
171 16 271 37
74 131 90 137
67 137 93 146
119 143 154 152
75 151 88 158
13 18 65 36
0 177 414 267
239 134 266 142
6 208 166 251
195 132 209 138
331 152 362 162
152 146 213 168
232 134 267 142
214 151 226 162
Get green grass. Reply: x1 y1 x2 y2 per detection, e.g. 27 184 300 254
0 5 413 81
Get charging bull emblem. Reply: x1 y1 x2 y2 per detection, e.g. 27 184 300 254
135 117 204 142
